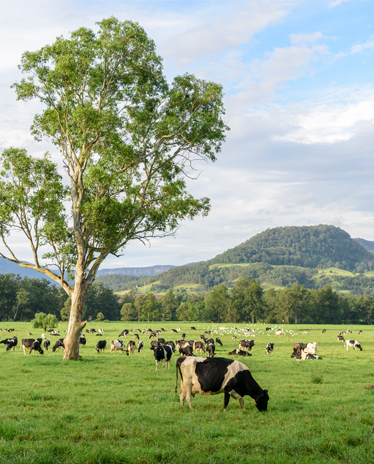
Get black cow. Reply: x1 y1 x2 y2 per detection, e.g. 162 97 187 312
190 327 197 330
265 327 271 331
96 340 107 353
206 343 215 358
79 337 86 346
228 349 252 357
215 338 223 346
137 340 144 353
52 339 65 352
179 344 194 357
265 343 274 355
134 333 139 340
175 357 269 411
158 338 166 344
239 340 256 352
154 345 173 371
205 338 214 345
181 333 186 340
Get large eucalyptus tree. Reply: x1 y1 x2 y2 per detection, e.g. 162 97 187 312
0 18 228 359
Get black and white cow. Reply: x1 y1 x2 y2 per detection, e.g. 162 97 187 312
150 340 160 350
175 357 269 411
239 340 256 352
96 340 107 353
171 329 178 334
119 329 129 337
337 335 345 342
79 337 86 346
179 344 194 357
134 333 139 340
206 343 215 358
265 343 274 355
154 345 173 371
345 340 362 351
265 327 272 332
190 327 197 330
215 338 223 346
158 337 166 344
126 341 136 356
193 341 206 354
52 339 65 352
304 353 322 360
1 336 17 351
176 340 190 350
165 341 175 352
111 339 125 353
22 338 44 355
228 349 252 357
137 340 144 353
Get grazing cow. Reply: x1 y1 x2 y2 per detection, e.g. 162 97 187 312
22 338 44 355
322 329 326 333
52 339 65 352
176 340 190 350
154 345 173 371
232 336 237 339
200 334 206 341
303 353 322 360
98 329 104 334
291 343 308 359
205 330 212 334
137 340 144 353
345 340 362 351
239 340 256 352
228 349 252 357
149 332 157 339
2 336 18 351
175 357 269 411
79 337 86 346
190 327 197 330
158 338 166 344
265 343 274 355
193 341 206 354
265 327 272 331
96 340 107 353
275 330 284 336
181 333 186 340
339 331 345 335
346 329 352 334
134 333 139 340
305 342 317 355
126 341 136 356
215 338 223 346
96 333 102 337
337 335 345 342
171 329 178 333
359 330 363 335
176 328 181 332
119 329 129 337
111 339 125 354
165 341 175 352
206 343 215 358
179 344 194 357
42 334 51 350
150 340 160 350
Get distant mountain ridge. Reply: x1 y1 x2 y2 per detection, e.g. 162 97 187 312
354 238 374 252
96 265 175 277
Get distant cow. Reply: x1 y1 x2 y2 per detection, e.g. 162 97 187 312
150 340 160 350
134 333 139 340
119 329 129 337
304 353 322 360
239 340 256 352
126 341 136 356
98 329 104 334
190 327 197 330
1 336 18 351
265 343 274 355
193 341 206 354
165 341 175 352
22 338 44 355
111 339 125 354
337 335 345 342
171 329 178 333
215 338 223 346
206 343 215 358
275 330 284 336
179 344 194 357
52 339 65 352
345 340 362 351
228 349 252 357
137 340 144 353
359 330 363 335
79 337 86 346
322 329 326 333
154 345 173 371
96 340 107 353
158 338 166 344
175 357 269 411
265 327 271 331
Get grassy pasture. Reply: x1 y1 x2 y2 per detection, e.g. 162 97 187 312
0 322 373 464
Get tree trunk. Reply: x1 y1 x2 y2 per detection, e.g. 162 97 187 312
63 280 87 360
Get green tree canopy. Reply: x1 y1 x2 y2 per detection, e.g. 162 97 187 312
31 312 59 332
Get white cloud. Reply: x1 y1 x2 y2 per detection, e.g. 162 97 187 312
289 32 324 44
328 0 349 8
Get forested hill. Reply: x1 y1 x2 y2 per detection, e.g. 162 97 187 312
209 225 372 271
354 238 374 252
97 265 175 277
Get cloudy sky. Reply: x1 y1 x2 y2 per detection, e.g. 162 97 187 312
1 0 374 269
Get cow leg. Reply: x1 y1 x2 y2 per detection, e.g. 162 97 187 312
185 384 193 410
223 391 231 411
163 359 165 369
239 397 244 409
155 360 158 371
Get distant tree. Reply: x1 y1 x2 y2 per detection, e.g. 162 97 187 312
243 279 266 323
60 298 71 322
140 293 160 323
204 284 229 322
31 312 59 331
159 289 179 321
120 303 134 322
13 289 30 321
96 312 105 322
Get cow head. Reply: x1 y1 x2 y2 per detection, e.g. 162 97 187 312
254 390 269 412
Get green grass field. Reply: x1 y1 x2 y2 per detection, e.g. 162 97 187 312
1 321 373 464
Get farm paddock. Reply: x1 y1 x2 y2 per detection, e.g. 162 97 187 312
0 322 373 464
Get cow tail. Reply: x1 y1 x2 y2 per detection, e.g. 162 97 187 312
175 361 179 393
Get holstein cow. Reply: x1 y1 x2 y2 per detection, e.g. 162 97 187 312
228 349 252 357
154 345 173 371
150 340 160 350
111 339 125 354
22 338 44 355
337 335 345 342
304 353 322 360
165 341 175 352
175 357 269 411
119 329 129 337
1 336 18 351
137 340 144 353
193 341 206 354
179 344 194 357
345 340 362 351
239 340 256 352
190 327 197 330
126 341 136 356
42 334 51 350
96 340 107 353
206 343 215 358
98 329 104 334
265 343 274 355
52 339 65 352
215 338 223 346
275 330 284 336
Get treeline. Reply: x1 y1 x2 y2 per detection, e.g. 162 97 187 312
0 274 121 322
118 279 374 325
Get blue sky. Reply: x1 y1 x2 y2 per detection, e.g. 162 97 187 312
1 0 374 268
